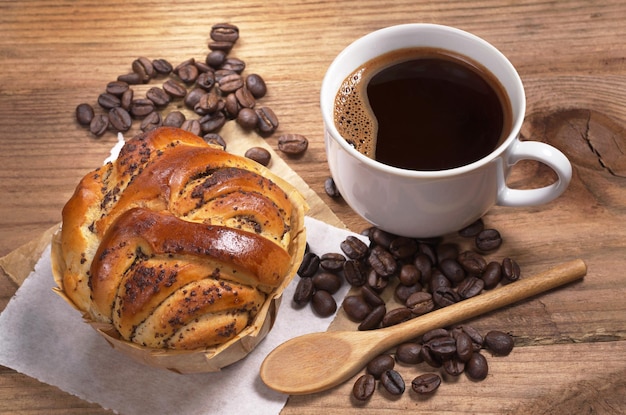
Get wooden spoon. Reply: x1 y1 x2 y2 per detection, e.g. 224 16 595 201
260 259 586 395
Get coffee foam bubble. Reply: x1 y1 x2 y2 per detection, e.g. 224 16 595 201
333 68 377 158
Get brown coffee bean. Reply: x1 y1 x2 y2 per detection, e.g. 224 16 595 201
105 80 129 96
352 374 376 401
221 57 246 73
235 86 256 108
184 88 205 108
433 286 460 308
399 264 420 286
413 254 433 285
293 277 314 306
502 257 521 282
342 295 371 321
340 236 369 259
411 373 441 394
211 23 239 43
418 242 439 265
439 258 466 284
180 119 201 136
177 63 199 84
89 114 109 137
344 259 367 287
236 108 258 130
476 228 502 251
457 276 485 299
437 243 459 263
298 252 320 278
366 354 395 379
203 133 226 150
224 93 240 118
195 91 223 115
457 250 487 275
455 325 484 351
426 336 457 360
120 89 133 110
358 304 386 330
311 290 337 317
97 92 121 110
429 270 451 293
380 369 405 395
324 177 341 198
420 345 442 368
152 58 173 75
360 285 385 307
140 111 162 132
484 330 514 356
366 269 388 293
389 237 418 259
195 61 213 74
218 73 243 93
465 352 489 380
369 228 395 249
394 283 422 304
132 57 154 83
163 111 186 128
444 358 466 376
117 72 143 85
146 87 170 107
319 252 345 272
406 291 434 316
422 328 450 343
395 342 423 364
206 50 227 68
199 112 226 133
451 331 473 363
459 218 484 237
75 103 94 126
196 71 216 91
208 40 234 52
129 98 155 118
313 272 342 294
108 107 132 132
481 261 503 289
256 106 279 135
381 307 413 327
367 245 397 277
246 73 267 98
278 134 309 156
163 79 188 98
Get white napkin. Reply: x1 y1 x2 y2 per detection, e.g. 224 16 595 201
0 216 366 415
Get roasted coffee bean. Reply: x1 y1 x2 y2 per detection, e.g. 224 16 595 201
457 250 487 275
342 295 371 321
89 114 109 137
97 92 121 110
180 119 201 136
218 73 243 93
389 237 418 259
484 330 514 356
429 270 451 292
140 111 162 132
106 80 129 96
298 252 320 278
129 98 155 118
502 257 521 282
196 71 216 90
206 50 227 68
366 269 388 293
380 369 405 395
211 23 239 43
340 236 369 259
313 272 342 294
195 61 214 74
208 40 234 52
454 331 474 362
199 112 226 133
132 57 154 83
394 283 422 304
381 307 413 327
278 133 308 156
465 352 489 380
481 261 503 289
203 133 226 150
444 358 465 376
221 57 246 73
108 107 132 132
256 106 279 134
426 336 457 360
246 73 267 98
439 258 466 284
411 373 441 394
366 354 395 379
293 277 314 306
406 291 434 316
344 259 367 286
395 342 423 364
319 252 345 272
422 328 450 343
75 103 94 126
163 111 186 128
163 79 188 98
456 325 484 351
413 254 433 285
324 177 341 198
367 245 397 277
235 86 256 108
358 304 386 330
418 242 438 265
457 276 485 299
195 91 222 115
361 285 385 307
459 218 485 237
437 243 459 262
420 344 443 368
399 264 420 286
433 286 460 308
177 63 199 84
146 86 170 107
311 290 337 317
236 107 259 130
370 228 395 249
224 93 240 118
352 374 376 401
184 88 205 108
476 228 502 251
120 89 133 110
117 72 143 85
152 58 173 75
215 69 236 82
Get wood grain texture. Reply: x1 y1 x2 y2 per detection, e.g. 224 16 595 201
1 0 625 414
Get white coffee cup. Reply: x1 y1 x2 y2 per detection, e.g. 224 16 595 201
321 23 572 238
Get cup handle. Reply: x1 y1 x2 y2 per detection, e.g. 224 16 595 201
497 140 572 207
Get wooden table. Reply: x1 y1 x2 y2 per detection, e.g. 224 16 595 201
1 1 625 413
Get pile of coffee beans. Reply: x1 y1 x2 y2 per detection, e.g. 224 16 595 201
352 326 514 401
75 23 310 159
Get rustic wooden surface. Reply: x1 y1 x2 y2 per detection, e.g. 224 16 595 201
1 0 625 414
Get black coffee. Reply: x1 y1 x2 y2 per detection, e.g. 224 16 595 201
334 48 512 170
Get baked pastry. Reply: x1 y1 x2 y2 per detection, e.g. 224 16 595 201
52 127 307 363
